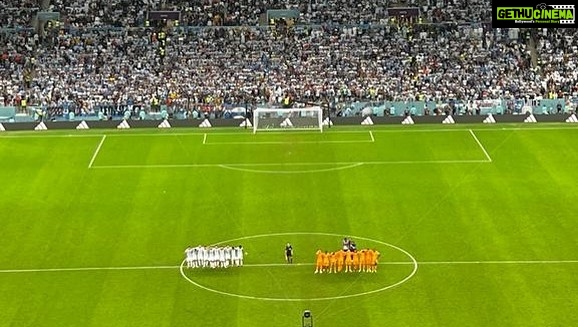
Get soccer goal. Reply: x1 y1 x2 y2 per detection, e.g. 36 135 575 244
253 107 324 133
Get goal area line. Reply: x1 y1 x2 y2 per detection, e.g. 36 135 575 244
201 131 375 145
1 260 577 273
253 127 322 133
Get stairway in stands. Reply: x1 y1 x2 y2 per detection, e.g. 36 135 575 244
527 29 539 69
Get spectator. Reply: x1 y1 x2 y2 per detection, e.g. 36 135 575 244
0 0 575 120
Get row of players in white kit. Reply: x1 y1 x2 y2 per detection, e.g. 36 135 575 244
184 245 244 268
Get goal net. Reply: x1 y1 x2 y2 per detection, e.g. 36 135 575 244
253 107 323 133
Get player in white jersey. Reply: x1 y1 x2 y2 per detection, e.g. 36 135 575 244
210 247 218 268
216 247 223 268
231 246 239 266
190 246 198 268
238 245 244 266
185 246 193 268
202 246 209 268
207 247 213 268
215 246 221 268
185 245 248 269
194 246 202 268
224 246 232 268
214 247 221 268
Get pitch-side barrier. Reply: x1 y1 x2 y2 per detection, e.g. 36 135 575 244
0 113 577 132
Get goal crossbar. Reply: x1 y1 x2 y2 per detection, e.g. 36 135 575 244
253 107 323 133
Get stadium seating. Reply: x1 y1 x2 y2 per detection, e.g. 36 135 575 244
0 0 577 120
0 0 39 28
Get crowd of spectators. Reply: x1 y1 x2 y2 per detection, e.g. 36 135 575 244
0 0 577 119
51 0 493 28
427 0 491 24
0 0 40 29
534 29 578 98
52 0 389 28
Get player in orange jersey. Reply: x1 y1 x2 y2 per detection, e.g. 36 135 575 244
315 249 324 274
335 249 346 272
356 250 365 272
344 251 354 272
322 251 330 272
329 252 337 273
364 249 374 273
352 250 360 272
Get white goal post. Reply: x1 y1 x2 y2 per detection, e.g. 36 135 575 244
253 107 324 133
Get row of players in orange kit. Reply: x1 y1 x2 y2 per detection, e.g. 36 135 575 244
315 248 380 273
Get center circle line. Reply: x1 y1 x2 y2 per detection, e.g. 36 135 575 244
180 232 418 301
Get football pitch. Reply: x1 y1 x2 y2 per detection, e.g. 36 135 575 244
0 124 577 327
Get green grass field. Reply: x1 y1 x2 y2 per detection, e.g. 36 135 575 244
1 124 577 327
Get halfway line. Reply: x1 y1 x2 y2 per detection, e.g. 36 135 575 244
0 265 179 273
1 260 577 273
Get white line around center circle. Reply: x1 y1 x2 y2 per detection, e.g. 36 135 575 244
179 232 418 301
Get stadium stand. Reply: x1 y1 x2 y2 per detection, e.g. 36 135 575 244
0 0 39 28
0 0 577 121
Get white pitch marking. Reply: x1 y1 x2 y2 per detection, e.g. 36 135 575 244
371 126 578 133
233 260 578 266
417 260 578 265
0 265 179 273
369 130 375 142
88 135 107 168
218 163 364 174
1 125 578 139
0 134 105 138
182 232 419 302
89 159 490 169
243 263 312 267
469 129 492 162
203 140 374 145
1 260 577 274
202 133 207 145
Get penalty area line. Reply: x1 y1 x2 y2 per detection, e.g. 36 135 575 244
88 135 107 168
1 260 578 273
88 159 491 169
469 129 492 162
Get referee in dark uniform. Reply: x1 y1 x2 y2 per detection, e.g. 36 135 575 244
285 243 294 264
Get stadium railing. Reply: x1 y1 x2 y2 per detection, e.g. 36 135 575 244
0 106 16 122
2 98 573 124
335 99 569 117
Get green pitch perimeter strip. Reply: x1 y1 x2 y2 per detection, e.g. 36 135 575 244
179 232 419 302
